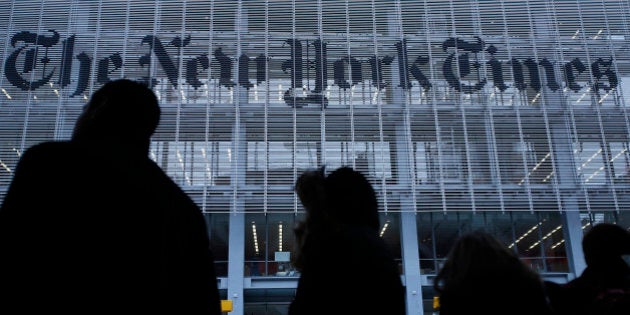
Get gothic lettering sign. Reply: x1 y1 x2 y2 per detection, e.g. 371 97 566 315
3 30 618 107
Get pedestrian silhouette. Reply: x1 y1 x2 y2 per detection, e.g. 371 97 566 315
0 79 221 314
289 166 406 315
434 230 554 315
545 222 630 315
291 166 328 272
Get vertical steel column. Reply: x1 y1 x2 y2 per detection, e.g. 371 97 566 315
396 125 424 315
552 122 586 279
389 3 424 313
228 4 247 308
227 124 246 315
562 210 587 279
401 212 424 315
533 10 587 280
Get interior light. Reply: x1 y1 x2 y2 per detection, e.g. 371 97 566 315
252 222 259 255
379 221 389 238
550 239 564 249
585 165 606 183
531 93 540 104
551 222 592 250
0 159 12 173
527 224 562 250
278 84 282 101
578 148 602 171
254 84 258 101
278 222 283 252
598 89 613 104
518 152 551 185
1 88 12 99
572 29 580 39
508 220 544 249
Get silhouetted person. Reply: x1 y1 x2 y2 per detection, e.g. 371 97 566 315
289 166 406 315
434 230 554 315
545 223 630 315
0 79 221 314
291 166 328 273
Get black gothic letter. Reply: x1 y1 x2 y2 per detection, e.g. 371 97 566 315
238 54 253 89
58 35 75 88
591 58 618 93
255 54 267 85
441 37 486 94
97 53 123 84
213 47 235 88
539 58 560 91
563 58 586 93
140 35 179 88
186 54 209 89
4 30 59 91
369 55 393 90
71 52 91 97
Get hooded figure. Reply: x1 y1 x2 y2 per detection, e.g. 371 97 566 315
289 166 406 315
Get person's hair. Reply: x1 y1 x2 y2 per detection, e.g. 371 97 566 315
294 167 327 221
292 167 328 271
324 166 380 231
72 79 160 150
434 230 542 294
292 166 381 269
582 223 630 266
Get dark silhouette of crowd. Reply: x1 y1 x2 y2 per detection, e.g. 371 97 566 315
289 166 630 315
1 77 629 315
288 162 630 315
432 223 630 315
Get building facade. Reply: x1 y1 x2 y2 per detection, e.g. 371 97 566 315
1 1 629 314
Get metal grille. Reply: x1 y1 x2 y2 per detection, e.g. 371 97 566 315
1 0 630 217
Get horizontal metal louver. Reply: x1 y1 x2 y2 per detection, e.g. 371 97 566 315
0 0 629 285
1 1 630 214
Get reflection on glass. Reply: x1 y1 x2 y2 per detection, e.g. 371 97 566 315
416 211 569 275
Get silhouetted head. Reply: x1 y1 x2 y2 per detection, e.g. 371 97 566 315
295 167 327 215
582 223 630 267
434 230 541 292
292 166 327 271
72 79 160 154
434 230 548 315
324 166 379 231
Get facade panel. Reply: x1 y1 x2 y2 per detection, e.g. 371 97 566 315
1 1 629 314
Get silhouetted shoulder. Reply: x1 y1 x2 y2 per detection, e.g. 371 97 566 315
13 141 76 166
1 141 74 206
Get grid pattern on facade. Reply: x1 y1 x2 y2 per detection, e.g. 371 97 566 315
1 1 630 216
2 1 630 313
